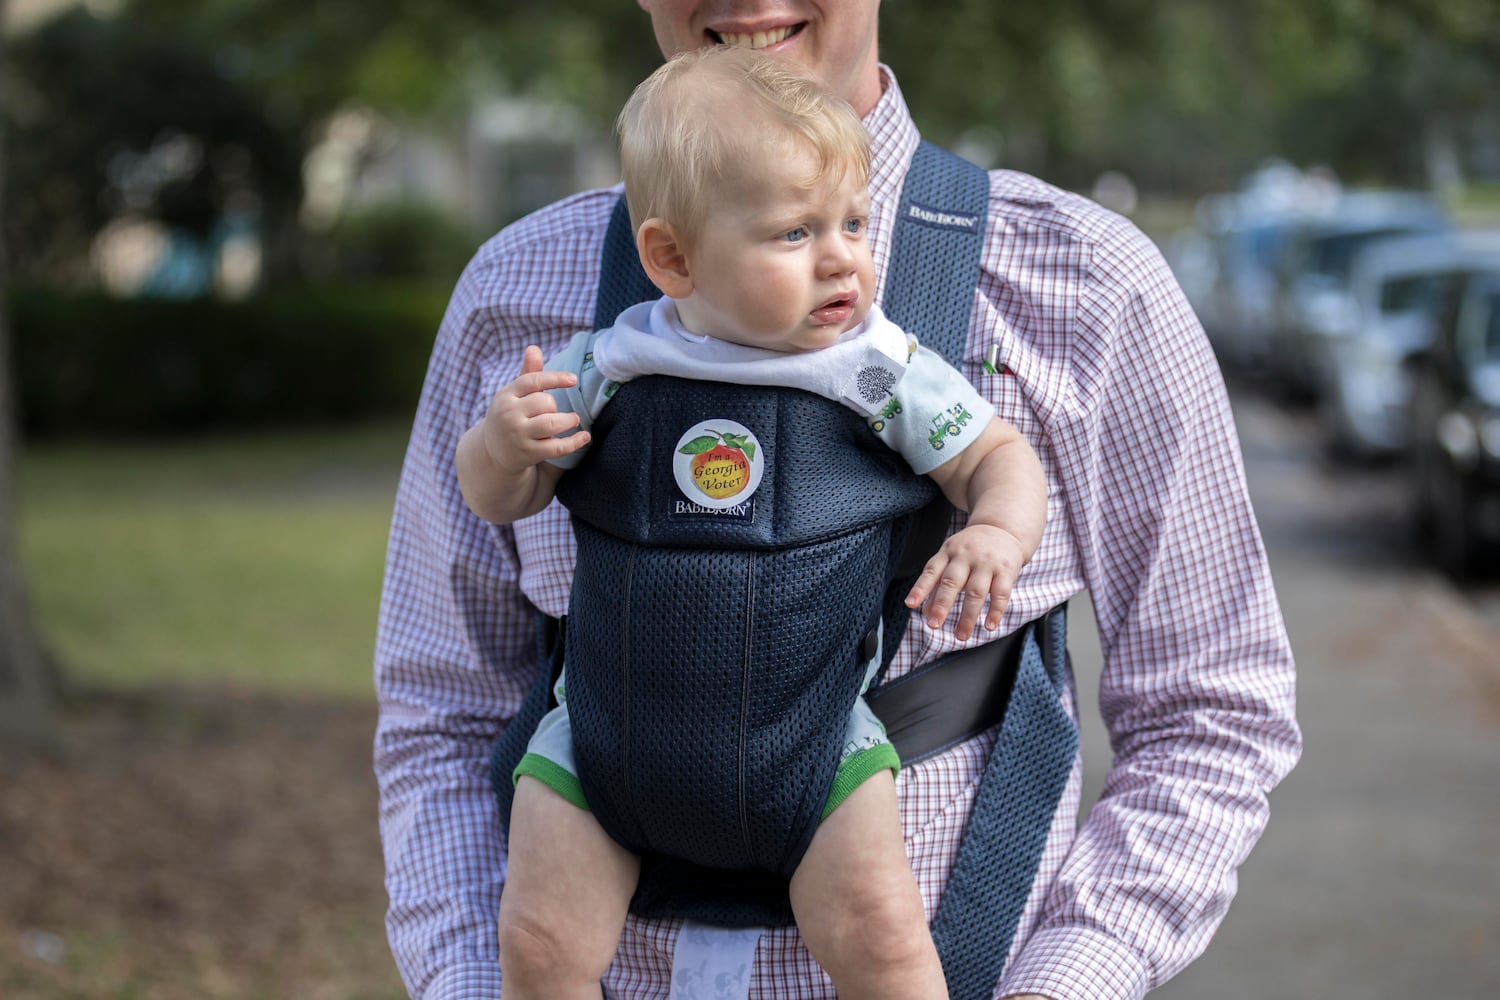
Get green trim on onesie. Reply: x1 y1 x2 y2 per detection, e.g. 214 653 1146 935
821 742 901 820
514 753 590 811
516 742 899 824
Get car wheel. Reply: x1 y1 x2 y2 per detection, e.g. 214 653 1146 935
1432 466 1477 581
1409 447 1436 541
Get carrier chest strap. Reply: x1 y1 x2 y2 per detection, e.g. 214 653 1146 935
865 625 1025 764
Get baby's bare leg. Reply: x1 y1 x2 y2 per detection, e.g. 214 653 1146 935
788 770 949 999
498 776 639 999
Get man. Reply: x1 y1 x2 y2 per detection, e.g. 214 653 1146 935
373 3 1302 998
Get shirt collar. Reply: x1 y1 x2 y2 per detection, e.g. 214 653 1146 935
863 66 921 299
864 66 921 215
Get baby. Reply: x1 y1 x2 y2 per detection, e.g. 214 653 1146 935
457 46 1046 1000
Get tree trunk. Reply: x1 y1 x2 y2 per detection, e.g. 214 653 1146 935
0 0 59 750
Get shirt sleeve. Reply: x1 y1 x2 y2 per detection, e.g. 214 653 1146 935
372 191 609 998
372 259 525 999
996 215 1301 999
872 343 995 475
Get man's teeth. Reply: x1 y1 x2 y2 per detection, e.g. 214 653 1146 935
717 26 794 49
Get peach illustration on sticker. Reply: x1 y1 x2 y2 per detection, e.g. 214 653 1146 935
673 419 764 509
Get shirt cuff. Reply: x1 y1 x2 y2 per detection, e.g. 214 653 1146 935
421 961 505 1000
997 924 1152 1000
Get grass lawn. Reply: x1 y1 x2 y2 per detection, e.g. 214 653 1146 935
15 421 412 699
7 422 417 998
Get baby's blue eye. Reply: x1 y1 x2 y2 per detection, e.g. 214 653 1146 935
782 227 809 243
844 217 865 235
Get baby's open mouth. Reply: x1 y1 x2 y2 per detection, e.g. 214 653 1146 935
709 24 805 50
810 292 858 325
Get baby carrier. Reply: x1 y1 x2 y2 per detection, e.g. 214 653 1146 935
556 370 937 881
491 143 1078 1000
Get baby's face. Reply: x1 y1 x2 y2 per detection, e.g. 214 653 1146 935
674 142 875 353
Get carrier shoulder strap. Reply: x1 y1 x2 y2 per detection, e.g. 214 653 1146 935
881 140 989 364
879 146 1078 999
594 195 659 328
874 142 989 680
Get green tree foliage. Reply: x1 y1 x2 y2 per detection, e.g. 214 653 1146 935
2 10 303 285
886 0 1499 190
1215 0 1496 186
122 0 660 125
317 199 477 282
10 0 1499 288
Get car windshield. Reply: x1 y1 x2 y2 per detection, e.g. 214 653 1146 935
1308 227 1431 282
1378 272 1447 317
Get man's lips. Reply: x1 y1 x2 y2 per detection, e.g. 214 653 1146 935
709 24 805 50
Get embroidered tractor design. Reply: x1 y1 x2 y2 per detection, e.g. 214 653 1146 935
927 405 974 450
869 396 903 432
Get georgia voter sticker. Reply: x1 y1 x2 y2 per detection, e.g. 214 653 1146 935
672 419 764 511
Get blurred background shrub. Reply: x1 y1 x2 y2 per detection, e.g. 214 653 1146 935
8 283 445 437
315 198 477 284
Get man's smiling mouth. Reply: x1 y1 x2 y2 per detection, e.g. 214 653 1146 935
710 25 803 49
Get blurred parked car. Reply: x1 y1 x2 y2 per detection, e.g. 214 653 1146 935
1173 166 1336 378
1195 209 1308 376
1406 253 1500 578
1316 231 1500 460
1270 192 1450 401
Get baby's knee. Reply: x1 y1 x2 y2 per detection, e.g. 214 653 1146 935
841 884 933 964
802 866 933 969
498 903 613 986
497 912 556 976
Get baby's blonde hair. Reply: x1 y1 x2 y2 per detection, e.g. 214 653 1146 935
617 46 871 244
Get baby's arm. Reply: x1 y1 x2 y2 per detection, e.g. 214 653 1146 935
455 345 591 524
905 415 1047 640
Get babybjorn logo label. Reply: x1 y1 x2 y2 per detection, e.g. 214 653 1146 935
905 201 980 233
671 419 765 512
672 499 752 517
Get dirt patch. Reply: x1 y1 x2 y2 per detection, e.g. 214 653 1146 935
0 687 409 999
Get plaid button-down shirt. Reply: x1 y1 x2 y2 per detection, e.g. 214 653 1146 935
374 69 1300 1000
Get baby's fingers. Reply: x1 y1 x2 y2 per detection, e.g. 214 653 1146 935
983 580 1012 632
904 557 947 610
525 410 586 441
519 344 547 375
509 366 580 400
531 426 591 461
950 575 994 642
908 555 969 631
499 345 575 400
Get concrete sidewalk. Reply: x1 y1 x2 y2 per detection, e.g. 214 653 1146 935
1065 396 1500 999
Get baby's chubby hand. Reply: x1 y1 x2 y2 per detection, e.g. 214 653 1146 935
482 345 592 473
904 523 1027 641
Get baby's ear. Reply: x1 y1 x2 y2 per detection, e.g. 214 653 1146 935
636 219 693 299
